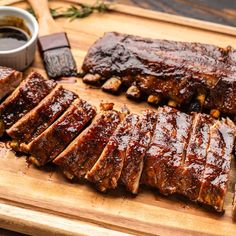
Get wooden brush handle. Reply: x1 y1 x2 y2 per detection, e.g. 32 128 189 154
27 0 62 36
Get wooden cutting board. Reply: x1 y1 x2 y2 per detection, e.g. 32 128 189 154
0 1 236 235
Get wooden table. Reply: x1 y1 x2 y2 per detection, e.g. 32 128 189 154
1 0 236 235
112 0 236 27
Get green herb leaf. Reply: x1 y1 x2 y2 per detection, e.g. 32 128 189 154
27 1 110 20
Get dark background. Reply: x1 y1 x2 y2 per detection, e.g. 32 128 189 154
110 0 236 27
1 0 236 235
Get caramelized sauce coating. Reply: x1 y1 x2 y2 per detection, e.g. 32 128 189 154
142 106 193 195
0 66 22 101
83 32 225 83
82 32 236 118
86 113 139 192
53 109 121 179
0 72 56 134
120 109 157 194
204 74 236 118
198 119 236 212
7 86 77 144
174 113 213 200
27 99 96 166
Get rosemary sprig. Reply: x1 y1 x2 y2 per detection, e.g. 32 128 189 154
27 1 110 21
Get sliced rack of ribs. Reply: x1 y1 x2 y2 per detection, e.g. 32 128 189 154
0 66 23 101
198 118 235 212
0 72 56 137
7 85 77 151
174 113 214 201
24 98 96 166
53 104 121 180
81 32 236 120
142 110 235 212
0 68 235 213
142 106 193 195
86 113 139 192
120 109 157 194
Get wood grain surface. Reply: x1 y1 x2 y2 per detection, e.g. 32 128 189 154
0 1 236 235
111 0 236 27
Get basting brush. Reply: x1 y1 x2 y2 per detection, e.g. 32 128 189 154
28 0 77 79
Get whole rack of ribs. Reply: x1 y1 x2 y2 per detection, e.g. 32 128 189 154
0 68 235 213
81 32 236 120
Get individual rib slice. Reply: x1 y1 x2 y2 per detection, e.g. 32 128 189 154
120 109 157 194
25 98 96 166
53 106 121 179
86 113 139 192
0 66 23 101
7 85 77 145
142 106 193 195
174 113 214 200
198 118 236 212
0 72 56 137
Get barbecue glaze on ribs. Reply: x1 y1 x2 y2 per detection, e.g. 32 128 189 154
120 109 157 194
142 106 193 195
53 105 121 179
174 113 214 201
7 85 77 149
86 113 139 192
26 98 96 166
0 68 235 213
0 72 56 137
0 66 22 101
82 32 236 120
198 119 235 212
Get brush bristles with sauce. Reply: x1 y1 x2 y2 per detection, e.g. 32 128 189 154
38 32 77 78
28 0 77 79
43 47 77 78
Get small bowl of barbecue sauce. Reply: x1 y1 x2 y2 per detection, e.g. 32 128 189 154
0 7 38 71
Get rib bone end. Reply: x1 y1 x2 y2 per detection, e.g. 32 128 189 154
196 93 206 106
63 170 75 180
10 140 20 152
210 109 220 118
168 100 178 107
147 95 161 105
126 85 141 99
102 77 122 93
83 74 101 85
28 156 41 167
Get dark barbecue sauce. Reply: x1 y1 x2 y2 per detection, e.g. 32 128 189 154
0 26 29 51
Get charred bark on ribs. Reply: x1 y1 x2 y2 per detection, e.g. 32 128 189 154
82 32 236 120
7 85 77 151
26 98 96 166
0 72 56 137
0 67 235 213
53 104 121 180
0 66 23 102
